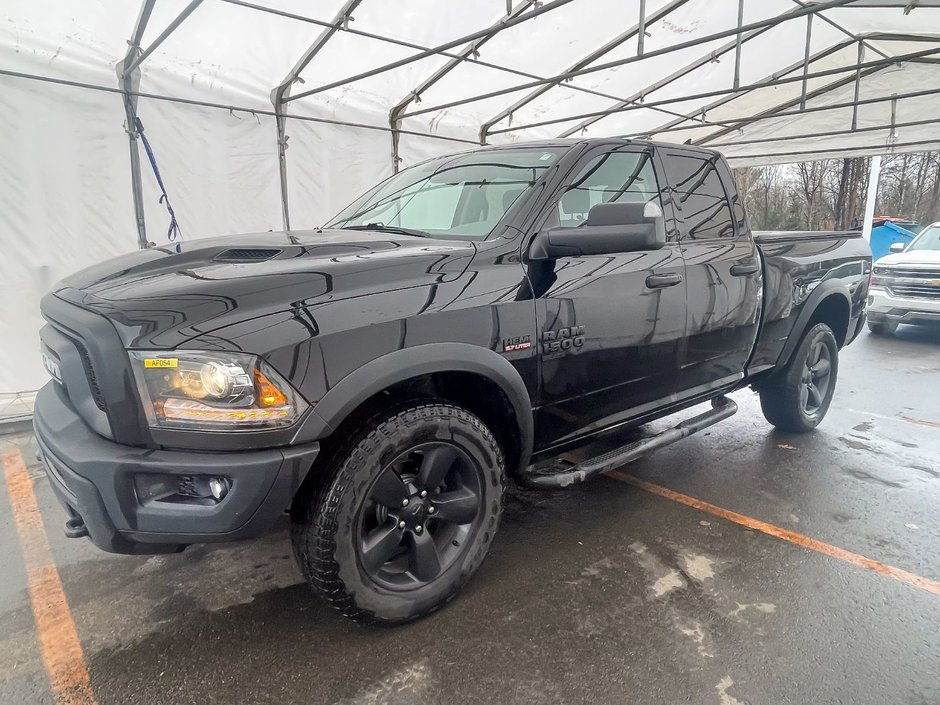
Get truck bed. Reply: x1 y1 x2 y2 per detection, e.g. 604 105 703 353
748 230 871 378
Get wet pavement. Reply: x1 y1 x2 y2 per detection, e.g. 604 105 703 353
2 325 939 705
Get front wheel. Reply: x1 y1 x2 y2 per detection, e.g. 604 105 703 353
759 323 839 433
291 400 505 624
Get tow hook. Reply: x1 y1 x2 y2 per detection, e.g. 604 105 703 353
64 515 89 539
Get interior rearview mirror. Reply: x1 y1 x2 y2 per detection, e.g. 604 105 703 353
530 201 666 260
889 242 905 253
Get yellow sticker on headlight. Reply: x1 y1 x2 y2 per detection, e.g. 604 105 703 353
144 358 179 368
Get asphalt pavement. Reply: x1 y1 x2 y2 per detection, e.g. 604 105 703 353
1 325 938 705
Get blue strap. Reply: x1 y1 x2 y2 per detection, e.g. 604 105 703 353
135 117 182 246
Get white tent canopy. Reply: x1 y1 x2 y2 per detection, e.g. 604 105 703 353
2 0 940 411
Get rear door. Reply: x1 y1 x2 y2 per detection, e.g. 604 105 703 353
529 144 688 449
659 148 762 397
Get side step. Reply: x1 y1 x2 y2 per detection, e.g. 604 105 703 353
522 396 737 489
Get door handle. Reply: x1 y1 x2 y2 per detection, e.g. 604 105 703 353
730 262 760 277
646 272 682 289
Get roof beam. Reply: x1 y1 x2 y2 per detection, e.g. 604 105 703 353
705 116 940 148
493 42 940 136
615 38 861 140
790 0 891 59
555 2 817 139
677 84 940 143
284 0 579 103
399 0 858 121
725 136 940 163
122 0 203 78
477 0 692 144
389 0 538 171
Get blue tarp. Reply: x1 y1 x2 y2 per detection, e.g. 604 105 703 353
871 221 918 262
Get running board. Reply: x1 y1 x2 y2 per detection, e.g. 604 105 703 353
522 396 737 489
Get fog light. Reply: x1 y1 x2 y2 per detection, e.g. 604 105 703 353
208 477 230 501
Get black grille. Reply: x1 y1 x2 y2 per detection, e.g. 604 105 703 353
215 248 282 261
72 338 107 411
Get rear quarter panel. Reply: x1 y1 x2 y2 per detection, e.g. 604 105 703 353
750 232 871 374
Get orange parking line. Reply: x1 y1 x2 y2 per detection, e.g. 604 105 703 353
608 470 940 597
3 449 98 705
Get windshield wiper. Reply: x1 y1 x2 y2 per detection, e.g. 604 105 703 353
340 223 432 238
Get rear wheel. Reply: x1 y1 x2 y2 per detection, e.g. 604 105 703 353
291 400 505 624
759 323 839 433
867 319 898 336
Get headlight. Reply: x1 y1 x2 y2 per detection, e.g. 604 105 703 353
129 351 307 431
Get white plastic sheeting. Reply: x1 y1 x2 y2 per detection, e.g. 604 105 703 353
2 0 940 405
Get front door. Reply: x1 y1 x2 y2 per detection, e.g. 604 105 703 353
659 148 762 397
528 145 688 450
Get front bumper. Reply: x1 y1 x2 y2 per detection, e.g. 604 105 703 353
33 383 318 554
868 287 940 324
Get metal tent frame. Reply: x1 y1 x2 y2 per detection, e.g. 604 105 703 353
7 0 938 243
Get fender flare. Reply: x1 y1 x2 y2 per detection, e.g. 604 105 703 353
295 343 534 471
776 280 852 367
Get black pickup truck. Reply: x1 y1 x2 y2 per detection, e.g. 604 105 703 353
34 139 871 623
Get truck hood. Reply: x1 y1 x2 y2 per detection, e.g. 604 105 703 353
55 229 475 348
876 250 940 267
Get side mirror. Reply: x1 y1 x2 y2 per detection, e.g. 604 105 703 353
889 242 905 253
530 201 666 259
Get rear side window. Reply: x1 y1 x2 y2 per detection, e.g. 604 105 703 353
545 150 661 229
662 153 735 240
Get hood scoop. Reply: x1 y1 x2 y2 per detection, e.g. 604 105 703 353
215 247 283 262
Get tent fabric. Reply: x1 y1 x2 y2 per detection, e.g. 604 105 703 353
2 0 940 407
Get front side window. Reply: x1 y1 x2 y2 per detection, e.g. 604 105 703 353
327 148 564 239
544 150 661 229
662 153 735 240
907 225 940 251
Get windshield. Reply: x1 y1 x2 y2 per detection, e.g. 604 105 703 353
326 147 565 239
907 224 940 252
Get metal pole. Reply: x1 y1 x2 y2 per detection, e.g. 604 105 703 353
558 3 815 138
479 0 691 142
488 45 940 136
286 0 578 103
889 95 898 140
862 155 882 242
627 85 940 142
390 0 537 163
800 14 813 109
401 0 856 120
705 117 940 148
0 68 482 145
726 139 939 163
271 0 362 231
637 0 647 56
733 0 745 89
852 40 865 130
122 0 204 78
118 0 157 250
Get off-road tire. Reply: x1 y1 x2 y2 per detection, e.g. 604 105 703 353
759 323 839 433
291 400 505 625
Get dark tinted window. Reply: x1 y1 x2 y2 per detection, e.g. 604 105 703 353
663 153 734 240
544 150 661 229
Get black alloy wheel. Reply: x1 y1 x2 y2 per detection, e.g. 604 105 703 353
291 401 505 624
357 442 483 590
